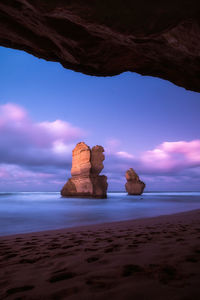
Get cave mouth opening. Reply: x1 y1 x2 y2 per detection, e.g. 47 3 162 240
0 44 200 193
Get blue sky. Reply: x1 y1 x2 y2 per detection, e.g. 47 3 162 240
0 46 200 191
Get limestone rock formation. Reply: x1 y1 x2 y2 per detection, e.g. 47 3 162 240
0 1 200 92
61 142 108 198
125 168 145 195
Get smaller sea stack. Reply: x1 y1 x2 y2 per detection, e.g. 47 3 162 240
125 168 145 195
61 142 108 198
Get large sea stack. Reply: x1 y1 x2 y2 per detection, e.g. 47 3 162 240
125 168 145 195
61 142 108 198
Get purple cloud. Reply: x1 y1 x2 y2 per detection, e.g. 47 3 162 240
140 140 200 173
104 140 200 190
0 163 69 191
0 103 84 167
0 103 200 191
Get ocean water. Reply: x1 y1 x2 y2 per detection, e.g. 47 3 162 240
0 192 200 236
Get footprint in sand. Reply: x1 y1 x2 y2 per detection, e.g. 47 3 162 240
74 239 84 246
107 239 113 243
158 265 178 284
86 256 100 263
21 246 35 251
47 243 61 250
6 285 34 295
164 235 174 239
15 238 23 243
19 258 39 264
51 286 79 299
185 255 198 263
5 253 17 259
61 244 74 249
194 249 200 254
84 247 98 252
49 271 76 283
122 264 143 277
86 276 113 290
127 244 138 249
104 244 120 253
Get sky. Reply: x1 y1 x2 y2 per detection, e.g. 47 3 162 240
0 46 200 192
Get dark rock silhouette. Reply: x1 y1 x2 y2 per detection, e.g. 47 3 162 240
125 168 145 195
0 0 200 91
61 142 107 198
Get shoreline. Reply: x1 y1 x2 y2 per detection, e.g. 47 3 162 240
1 208 200 239
1 209 200 299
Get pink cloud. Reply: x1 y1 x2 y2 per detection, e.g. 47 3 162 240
0 164 66 191
161 140 200 162
0 103 27 124
0 166 9 179
116 151 134 159
0 104 199 191
103 139 200 190
141 140 200 172
38 120 82 142
0 103 84 166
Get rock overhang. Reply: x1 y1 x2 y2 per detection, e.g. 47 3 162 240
0 0 200 92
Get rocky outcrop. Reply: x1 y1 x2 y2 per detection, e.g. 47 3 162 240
0 1 200 92
125 168 145 195
61 142 108 198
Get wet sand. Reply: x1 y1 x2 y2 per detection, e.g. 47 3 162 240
0 209 200 299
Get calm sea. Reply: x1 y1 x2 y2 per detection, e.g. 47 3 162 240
0 192 200 236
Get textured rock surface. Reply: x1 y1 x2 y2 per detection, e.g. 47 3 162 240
71 142 91 177
61 142 107 198
125 168 145 195
0 1 200 92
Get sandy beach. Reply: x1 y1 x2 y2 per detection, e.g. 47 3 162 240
1 209 200 300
